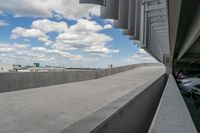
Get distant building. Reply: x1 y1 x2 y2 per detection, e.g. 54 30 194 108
0 64 13 72
33 63 40 67
0 64 22 72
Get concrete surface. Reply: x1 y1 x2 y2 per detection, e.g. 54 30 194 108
60 74 166 133
0 66 165 133
0 63 162 93
148 75 197 133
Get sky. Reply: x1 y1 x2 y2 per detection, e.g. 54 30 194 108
0 0 157 68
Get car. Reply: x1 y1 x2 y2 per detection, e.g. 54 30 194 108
179 74 200 94
191 85 200 104
176 70 199 83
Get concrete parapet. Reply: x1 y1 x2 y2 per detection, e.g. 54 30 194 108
59 73 166 133
96 63 162 78
148 75 197 133
0 70 96 92
0 63 162 93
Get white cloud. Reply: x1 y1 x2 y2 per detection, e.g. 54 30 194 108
70 19 103 32
84 46 119 55
31 47 82 60
10 27 52 45
7 17 118 66
54 18 118 56
11 27 46 38
0 20 9 26
0 42 83 65
0 43 28 52
31 19 68 33
125 49 158 64
10 27 45 38
103 24 113 30
0 0 100 19
10 19 117 56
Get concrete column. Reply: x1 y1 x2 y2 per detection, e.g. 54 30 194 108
163 54 172 74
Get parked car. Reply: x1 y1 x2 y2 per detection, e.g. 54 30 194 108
175 69 200 81
179 74 200 94
191 85 200 104
176 70 199 83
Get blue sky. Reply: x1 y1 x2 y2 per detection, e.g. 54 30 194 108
0 0 156 68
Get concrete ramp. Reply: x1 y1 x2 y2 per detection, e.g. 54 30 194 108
0 66 165 133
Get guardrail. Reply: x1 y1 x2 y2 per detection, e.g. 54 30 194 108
0 63 162 93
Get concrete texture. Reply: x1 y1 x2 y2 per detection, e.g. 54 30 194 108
0 66 165 133
148 75 197 133
0 70 95 92
60 73 166 133
0 63 162 93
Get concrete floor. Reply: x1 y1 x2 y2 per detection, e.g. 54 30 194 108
0 66 165 133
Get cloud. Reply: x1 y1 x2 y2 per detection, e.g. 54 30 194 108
10 27 52 45
125 49 158 64
70 19 103 32
69 19 113 31
10 18 118 56
31 47 82 60
0 42 83 65
31 19 68 33
103 24 113 30
0 42 28 52
0 0 100 19
10 27 46 39
0 20 9 26
54 18 118 56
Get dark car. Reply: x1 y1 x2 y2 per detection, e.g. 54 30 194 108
191 85 200 104
176 70 200 84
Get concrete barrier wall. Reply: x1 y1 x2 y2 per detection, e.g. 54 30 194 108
60 73 166 133
96 63 162 78
96 64 142 78
0 63 163 93
148 75 197 133
0 71 97 92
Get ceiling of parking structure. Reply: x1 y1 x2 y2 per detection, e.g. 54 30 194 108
80 0 170 63
168 0 200 68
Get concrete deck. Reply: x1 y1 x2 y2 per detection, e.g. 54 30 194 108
0 66 165 133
